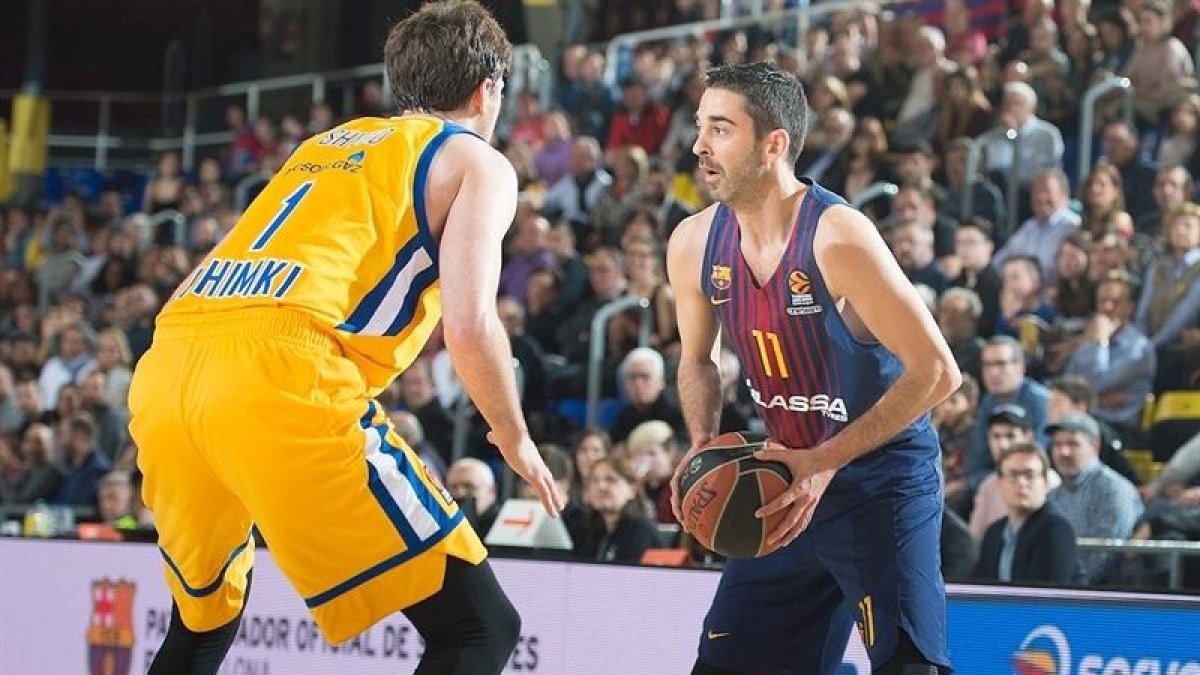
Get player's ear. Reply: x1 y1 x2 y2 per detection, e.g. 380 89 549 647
468 77 495 114
762 128 789 164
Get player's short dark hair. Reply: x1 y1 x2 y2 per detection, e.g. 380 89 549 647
384 0 512 114
1049 375 1096 409
704 62 809 163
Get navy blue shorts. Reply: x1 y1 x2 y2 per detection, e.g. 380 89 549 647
697 459 950 674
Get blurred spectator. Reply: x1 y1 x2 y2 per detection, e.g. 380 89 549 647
1156 98 1200 176
1094 10 1137 78
0 364 20 435
1063 271 1156 432
509 90 547 151
37 321 96 410
1135 204 1200 360
621 420 679 524
390 410 448 482
52 414 111 508
943 0 988 67
1079 161 1128 239
575 456 660 563
0 424 62 504
535 112 575 187
660 72 703 172
553 247 629 368
79 370 126 463
968 336 1050 489
825 116 891 206
1048 413 1143 583
308 102 335 135
970 404 1044 538
142 152 185 216
982 82 1064 190
934 373 980 516
13 377 54 435
607 78 670 156
995 255 1055 340
447 457 499 537
1048 232 1097 325
570 429 611 501
610 347 685 443
1136 166 1194 239
992 169 1079 281
94 328 133 416
515 443 587 546
592 145 650 246
96 470 138 529
974 443 1079 583
1020 17 1074 130
1047 375 1141 486
496 296 547 413
399 359 454 463
114 284 159 362
500 211 555 303
1123 0 1196 126
889 187 957 271
543 137 610 233
932 68 993 156
1099 119 1157 221
938 287 986 383
644 161 694 238
895 26 952 142
796 108 854 183
891 222 949 295
525 267 566 355
949 218 1002 336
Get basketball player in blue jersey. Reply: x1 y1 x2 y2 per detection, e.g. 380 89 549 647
667 62 962 674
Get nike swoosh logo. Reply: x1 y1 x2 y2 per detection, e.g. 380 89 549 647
710 297 731 306
707 630 731 640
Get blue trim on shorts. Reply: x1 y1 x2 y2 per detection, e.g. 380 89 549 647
159 532 252 598
303 509 464 609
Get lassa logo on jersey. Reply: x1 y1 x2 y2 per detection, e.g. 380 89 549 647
786 269 822 316
747 380 848 422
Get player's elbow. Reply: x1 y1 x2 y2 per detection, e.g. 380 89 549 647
926 353 962 406
442 308 497 350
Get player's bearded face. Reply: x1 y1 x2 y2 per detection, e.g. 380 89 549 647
701 140 768 202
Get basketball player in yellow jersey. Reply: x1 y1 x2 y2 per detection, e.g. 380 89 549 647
128 3 564 674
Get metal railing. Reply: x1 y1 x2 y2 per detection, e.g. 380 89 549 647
603 0 882 90
1077 537 1200 590
1 45 553 172
964 127 1022 235
586 296 651 428
1077 76 1134 183
849 181 898 210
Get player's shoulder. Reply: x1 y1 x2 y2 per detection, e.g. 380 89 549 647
429 129 516 190
668 202 721 253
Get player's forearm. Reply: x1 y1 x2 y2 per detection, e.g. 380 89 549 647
677 357 722 445
443 317 528 445
819 358 960 470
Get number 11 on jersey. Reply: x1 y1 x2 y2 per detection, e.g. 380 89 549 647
751 329 789 379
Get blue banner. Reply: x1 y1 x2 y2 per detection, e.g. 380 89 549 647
946 592 1200 675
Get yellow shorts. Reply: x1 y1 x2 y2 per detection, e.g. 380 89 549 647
128 309 485 643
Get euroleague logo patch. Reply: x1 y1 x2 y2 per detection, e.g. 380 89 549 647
786 269 821 316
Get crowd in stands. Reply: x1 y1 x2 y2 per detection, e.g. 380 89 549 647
1 0 1199 589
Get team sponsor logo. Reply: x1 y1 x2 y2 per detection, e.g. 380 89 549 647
786 269 821 316
747 380 848 422
1011 624 1200 675
87 579 136 675
1012 625 1070 675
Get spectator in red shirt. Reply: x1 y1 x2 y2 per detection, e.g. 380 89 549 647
606 78 670 155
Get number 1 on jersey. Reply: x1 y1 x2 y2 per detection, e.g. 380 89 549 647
250 181 314 252
751 329 790 379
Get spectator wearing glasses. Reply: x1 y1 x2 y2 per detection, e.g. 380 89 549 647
966 336 1050 490
609 347 684 443
974 443 1079 584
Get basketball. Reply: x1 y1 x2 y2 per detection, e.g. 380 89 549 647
678 431 792 559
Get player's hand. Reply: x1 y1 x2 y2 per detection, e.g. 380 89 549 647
753 441 837 553
488 431 564 518
670 435 713 526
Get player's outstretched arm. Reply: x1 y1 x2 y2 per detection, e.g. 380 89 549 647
439 136 563 517
665 209 723 522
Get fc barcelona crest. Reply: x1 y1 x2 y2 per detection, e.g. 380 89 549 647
710 264 732 290
88 579 136 675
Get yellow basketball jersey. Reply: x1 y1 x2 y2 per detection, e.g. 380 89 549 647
164 115 473 394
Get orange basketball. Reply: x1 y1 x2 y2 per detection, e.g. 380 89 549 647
678 431 792 558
